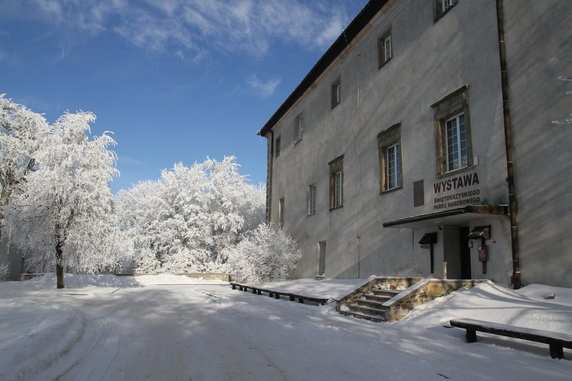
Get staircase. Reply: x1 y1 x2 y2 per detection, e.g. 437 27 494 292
337 277 488 322
339 286 402 322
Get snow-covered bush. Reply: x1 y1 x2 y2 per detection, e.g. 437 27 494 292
226 223 301 284
116 157 265 274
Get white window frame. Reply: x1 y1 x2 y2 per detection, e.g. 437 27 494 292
445 113 468 172
435 0 457 20
442 0 456 12
385 143 401 190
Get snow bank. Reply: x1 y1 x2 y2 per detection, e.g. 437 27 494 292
23 273 140 288
134 273 229 285
259 278 371 300
403 282 572 334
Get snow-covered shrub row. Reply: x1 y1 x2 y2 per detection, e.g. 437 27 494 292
225 223 302 283
116 156 286 276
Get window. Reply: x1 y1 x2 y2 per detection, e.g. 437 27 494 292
378 29 392 67
434 0 457 20
331 78 341 109
431 85 473 175
329 156 344 209
275 135 281 157
295 114 304 142
445 113 467 171
278 197 285 227
307 184 316 216
378 123 402 192
386 144 401 189
317 241 326 277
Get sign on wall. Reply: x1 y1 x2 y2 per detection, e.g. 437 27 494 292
433 171 481 210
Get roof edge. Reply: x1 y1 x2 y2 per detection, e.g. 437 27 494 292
257 0 389 137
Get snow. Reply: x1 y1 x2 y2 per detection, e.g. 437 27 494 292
1 276 571 380
257 278 372 300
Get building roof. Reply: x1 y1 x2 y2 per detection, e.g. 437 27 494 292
257 0 389 137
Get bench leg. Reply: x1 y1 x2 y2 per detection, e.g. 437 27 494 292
549 344 563 359
466 329 477 343
231 284 236 290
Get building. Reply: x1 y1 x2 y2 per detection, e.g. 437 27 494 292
258 0 572 288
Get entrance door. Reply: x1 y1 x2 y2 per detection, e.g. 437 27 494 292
459 227 471 279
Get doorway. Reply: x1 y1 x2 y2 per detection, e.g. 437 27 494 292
459 227 471 279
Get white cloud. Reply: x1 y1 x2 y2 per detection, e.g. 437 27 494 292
247 75 281 97
21 0 362 59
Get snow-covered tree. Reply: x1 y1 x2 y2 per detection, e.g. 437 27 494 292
4 111 121 288
226 223 301 284
116 157 265 274
0 94 46 217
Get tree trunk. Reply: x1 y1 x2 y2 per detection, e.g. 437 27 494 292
56 241 65 289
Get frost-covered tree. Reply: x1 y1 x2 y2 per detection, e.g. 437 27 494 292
4 111 121 288
226 223 301 284
0 94 46 216
116 157 265 273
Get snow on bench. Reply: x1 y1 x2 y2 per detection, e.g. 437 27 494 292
449 318 572 359
230 282 329 305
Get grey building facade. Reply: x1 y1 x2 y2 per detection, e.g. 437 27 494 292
259 0 572 287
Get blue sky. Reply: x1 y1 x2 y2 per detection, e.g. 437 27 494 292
0 0 368 193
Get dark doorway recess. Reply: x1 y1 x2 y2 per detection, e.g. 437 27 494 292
459 227 471 279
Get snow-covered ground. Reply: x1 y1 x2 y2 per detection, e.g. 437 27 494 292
1 275 571 381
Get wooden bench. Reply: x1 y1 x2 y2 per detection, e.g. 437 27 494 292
230 282 328 305
450 318 572 359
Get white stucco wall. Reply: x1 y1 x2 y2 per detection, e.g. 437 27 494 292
265 0 546 285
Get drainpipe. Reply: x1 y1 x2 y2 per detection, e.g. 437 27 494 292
496 0 521 289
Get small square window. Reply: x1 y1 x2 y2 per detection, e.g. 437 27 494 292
378 29 392 67
331 79 341 109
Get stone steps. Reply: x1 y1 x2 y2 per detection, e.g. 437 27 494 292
338 284 406 323
339 310 386 323
371 289 401 297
